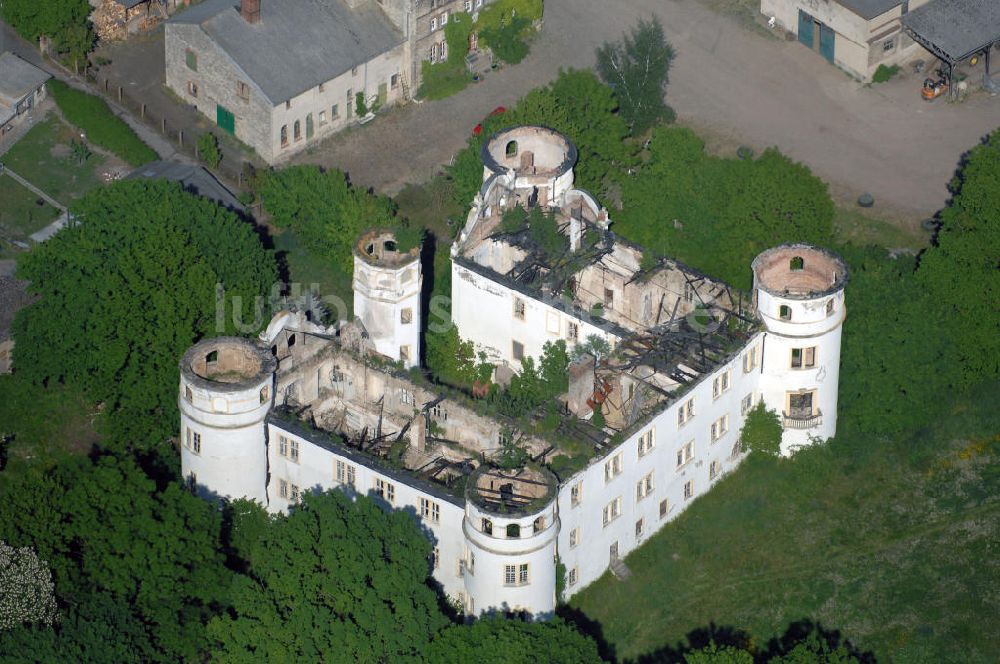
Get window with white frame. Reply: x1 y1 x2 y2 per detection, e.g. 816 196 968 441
712 370 731 399
567 321 579 340
790 346 816 369
659 498 669 519
636 472 653 501
519 563 529 584
335 459 356 487
290 483 301 503
709 459 721 480
569 526 580 548
711 415 730 442
420 497 440 523
637 428 655 457
741 393 754 415
504 564 516 586
432 546 440 569
743 345 759 373
684 480 694 500
570 482 582 507
430 17 438 31
568 566 578 586
440 39 448 61
318 110 326 125
430 43 439 63
604 452 623 483
676 441 694 468
464 0 472 10
513 297 526 320
279 478 289 499
635 518 645 537
185 428 201 454
503 563 530 586
374 478 395 503
399 388 415 405
441 11 448 24
677 398 695 427
278 435 299 462
602 496 622 526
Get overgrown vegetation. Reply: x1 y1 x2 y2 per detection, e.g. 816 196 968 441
0 0 94 65
871 63 900 84
196 132 222 169
738 402 782 457
48 80 157 166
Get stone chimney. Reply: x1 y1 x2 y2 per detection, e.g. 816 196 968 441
241 0 261 24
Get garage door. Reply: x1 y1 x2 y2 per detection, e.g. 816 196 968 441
798 10 814 48
819 23 835 63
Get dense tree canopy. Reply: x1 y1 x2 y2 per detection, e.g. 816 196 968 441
259 165 399 273
12 180 276 445
1 0 93 62
613 126 834 290
0 454 232 661
210 491 448 662
596 17 675 133
426 616 604 663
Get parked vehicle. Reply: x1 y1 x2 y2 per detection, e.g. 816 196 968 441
921 70 949 101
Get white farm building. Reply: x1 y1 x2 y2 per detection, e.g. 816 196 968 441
179 126 848 618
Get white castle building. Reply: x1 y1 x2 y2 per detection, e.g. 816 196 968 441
179 126 848 618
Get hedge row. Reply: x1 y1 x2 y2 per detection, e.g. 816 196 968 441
48 79 157 166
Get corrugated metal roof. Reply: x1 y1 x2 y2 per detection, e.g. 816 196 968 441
169 0 404 105
903 0 1000 62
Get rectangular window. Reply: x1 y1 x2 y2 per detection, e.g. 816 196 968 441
743 345 759 373
430 17 438 31
659 498 669 519
636 472 653 501
635 518 645 538
684 480 694 500
513 297 526 320
399 388 415 405
335 460 356 487
604 452 623 483
711 415 729 442
290 483 301 503
432 546 440 569
569 527 580 548
512 340 524 362
346 89 352 117
568 566 578 586
236 80 250 101
791 347 816 369
186 80 198 97
602 496 622 526
279 478 289 499
332 103 339 118
420 497 440 523
374 478 395 503
186 428 202 454
518 563 529 584
401 308 413 324
676 441 694 468
741 393 753 415
464 0 472 10
441 10 449 24
604 287 614 308
883 38 895 52
677 398 695 427
319 110 327 125
391 73 399 89
570 482 582 507
710 460 721 480
566 321 578 340
637 428 655 457
504 564 516 585
713 370 731 399
185 49 197 71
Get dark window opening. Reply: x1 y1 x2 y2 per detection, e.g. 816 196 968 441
779 305 792 320
790 256 804 271
206 350 218 363
505 140 518 157
506 523 521 538
287 334 296 347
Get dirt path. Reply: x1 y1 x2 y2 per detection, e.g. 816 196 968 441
299 0 999 221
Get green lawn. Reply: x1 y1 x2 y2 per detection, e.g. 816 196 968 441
395 177 464 241
570 387 1000 663
1 116 108 206
0 374 100 477
273 228 355 319
0 175 61 237
832 206 926 250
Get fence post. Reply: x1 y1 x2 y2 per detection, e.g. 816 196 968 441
141 103 146 119
162 117 166 133
118 86 123 103
178 130 183 147
104 78 109 93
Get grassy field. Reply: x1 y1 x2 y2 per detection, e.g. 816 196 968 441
0 176 60 238
272 228 355 319
832 206 927 250
1 116 108 206
570 387 1000 663
0 374 100 477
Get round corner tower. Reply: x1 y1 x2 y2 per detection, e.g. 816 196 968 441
481 126 577 207
462 464 559 618
179 337 276 502
751 244 848 454
353 229 422 369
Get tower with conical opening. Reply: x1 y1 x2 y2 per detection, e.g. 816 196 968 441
353 229 422 369
752 244 848 454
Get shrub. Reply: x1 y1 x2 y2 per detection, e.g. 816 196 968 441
48 80 156 166
196 132 221 169
480 16 531 64
871 64 899 84
739 403 783 456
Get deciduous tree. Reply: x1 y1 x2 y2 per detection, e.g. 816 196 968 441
426 616 604 663
596 17 675 133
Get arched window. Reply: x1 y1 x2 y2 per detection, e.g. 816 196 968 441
305 113 314 139
790 256 804 271
506 523 520 538
505 140 518 157
206 350 218 363
280 124 288 147
779 305 792 321
826 299 835 317
440 39 448 61
293 120 301 141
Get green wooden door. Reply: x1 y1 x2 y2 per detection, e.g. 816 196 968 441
819 24 835 63
798 10 814 48
377 83 387 107
216 104 235 135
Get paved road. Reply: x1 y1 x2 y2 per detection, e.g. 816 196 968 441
299 0 1000 221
